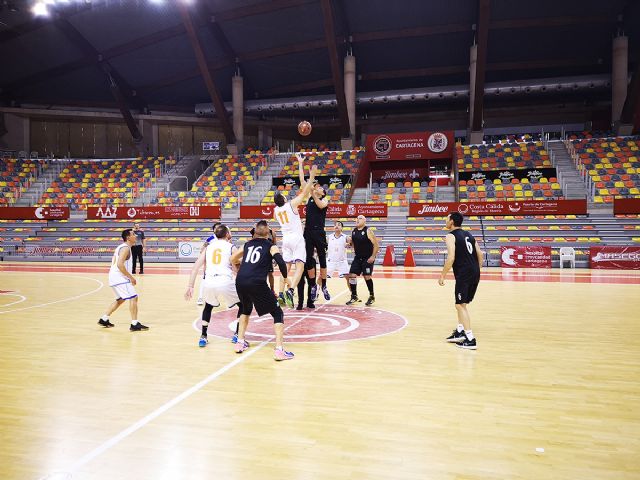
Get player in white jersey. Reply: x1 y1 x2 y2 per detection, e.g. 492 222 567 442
327 220 352 289
273 161 318 307
185 224 241 348
98 228 149 331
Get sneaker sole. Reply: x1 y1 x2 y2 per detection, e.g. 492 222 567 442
274 356 294 361
457 344 477 350
446 338 465 343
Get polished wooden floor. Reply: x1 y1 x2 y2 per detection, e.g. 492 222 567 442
1 263 639 480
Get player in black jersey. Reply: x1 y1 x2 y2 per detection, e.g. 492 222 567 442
346 215 379 306
299 156 331 302
231 220 295 361
438 211 483 350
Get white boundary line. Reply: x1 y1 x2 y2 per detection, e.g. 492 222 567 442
44 284 355 478
0 293 27 307
0 275 104 314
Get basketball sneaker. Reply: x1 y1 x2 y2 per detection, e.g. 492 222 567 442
322 285 331 301
446 329 466 343
284 289 295 308
278 293 286 307
235 339 250 353
199 336 208 348
129 323 149 331
365 295 375 306
98 318 114 328
197 297 204 306
274 348 295 361
296 304 304 310
310 284 318 301
457 338 477 350
346 296 360 305
306 301 315 309
231 334 238 343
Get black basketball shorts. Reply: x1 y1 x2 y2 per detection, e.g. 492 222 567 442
454 280 479 304
349 256 374 276
236 281 279 317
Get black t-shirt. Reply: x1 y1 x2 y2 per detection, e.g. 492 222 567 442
305 196 327 231
351 226 373 258
236 238 274 285
450 228 480 282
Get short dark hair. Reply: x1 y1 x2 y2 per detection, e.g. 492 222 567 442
449 212 464 227
274 193 285 207
215 224 229 239
250 227 256 237
254 220 269 237
212 221 222 231
335 220 344 228
122 228 133 241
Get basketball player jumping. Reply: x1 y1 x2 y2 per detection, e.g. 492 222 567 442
273 160 318 307
438 211 483 350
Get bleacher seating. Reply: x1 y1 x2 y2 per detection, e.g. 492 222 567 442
154 153 268 209
369 180 438 207
36 158 165 211
0 159 46 206
568 136 640 204
456 141 552 171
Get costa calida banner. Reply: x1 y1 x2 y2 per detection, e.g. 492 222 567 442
409 200 588 217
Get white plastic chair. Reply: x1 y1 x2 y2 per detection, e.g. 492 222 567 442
559 247 575 268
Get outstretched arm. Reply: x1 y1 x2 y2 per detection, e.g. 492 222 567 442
297 154 307 190
292 165 318 209
185 248 206 300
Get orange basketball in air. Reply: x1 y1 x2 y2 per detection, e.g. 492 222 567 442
298 120 312 136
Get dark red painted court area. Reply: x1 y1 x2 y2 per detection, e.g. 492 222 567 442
196 304 408 343
1 263 640 284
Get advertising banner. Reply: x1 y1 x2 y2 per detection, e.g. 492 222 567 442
371 167 430 182
590 246 640 270
272 175 351 187
365 131 453 161
240 203 388 219
0 207 69 220
87 205 221 220
500 246 552 268
613 198 640 215
459 168 557 183
409 200 588 217
178 241 203 259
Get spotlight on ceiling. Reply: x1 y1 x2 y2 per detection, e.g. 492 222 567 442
31 1 48 16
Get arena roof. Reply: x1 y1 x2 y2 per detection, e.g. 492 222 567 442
0 0 638 116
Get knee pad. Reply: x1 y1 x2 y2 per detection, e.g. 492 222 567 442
349 277 357 285
271 306 284 324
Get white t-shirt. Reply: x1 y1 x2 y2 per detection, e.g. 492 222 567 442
274 202 303 236
108 243 132 286
328 233 348 263
205 238 235 279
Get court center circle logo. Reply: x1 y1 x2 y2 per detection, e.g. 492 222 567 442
196 304 407 343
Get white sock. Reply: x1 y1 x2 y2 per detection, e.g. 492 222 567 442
131 320 139 325
101 315 109 321
464 329 474 341
457 324 464 333
275 346 283 351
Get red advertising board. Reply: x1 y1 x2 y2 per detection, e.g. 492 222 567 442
590 246 640 270
365 131 453 161
613 198 640 215
0 207 69 220
500 246 552 268
86 205 221 220
240 203 388 219
409 200 588 217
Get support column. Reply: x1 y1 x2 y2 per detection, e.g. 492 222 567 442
258 126 273 150
138 119 159 157
0 113 30 154
344 54 356 142
469 44 477 130
612 35 628 125
232 74 244 152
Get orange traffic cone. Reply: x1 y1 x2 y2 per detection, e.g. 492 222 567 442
383 245 396 266
404 246 416 267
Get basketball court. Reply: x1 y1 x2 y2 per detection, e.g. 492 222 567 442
1 262 639 479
